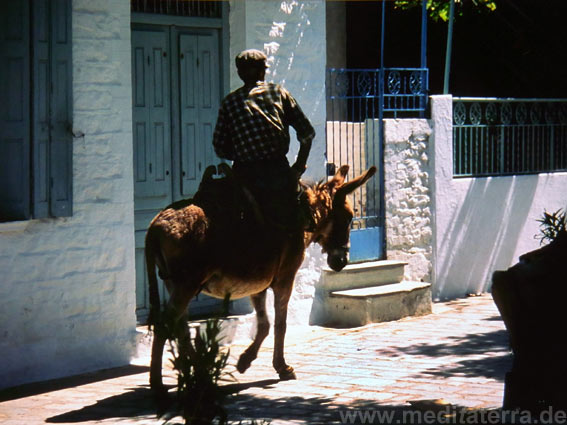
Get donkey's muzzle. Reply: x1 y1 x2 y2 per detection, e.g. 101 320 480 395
327 248 349 272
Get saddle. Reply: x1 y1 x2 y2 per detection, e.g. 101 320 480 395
193 163 309 233
193 164 265 229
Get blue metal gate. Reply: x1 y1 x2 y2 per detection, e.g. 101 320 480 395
326 0 429 263
326 67 428 262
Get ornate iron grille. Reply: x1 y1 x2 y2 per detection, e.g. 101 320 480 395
453 98 567 177
327 68 429 122
131 0 222 18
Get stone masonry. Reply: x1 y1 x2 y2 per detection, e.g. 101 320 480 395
384 119 433 284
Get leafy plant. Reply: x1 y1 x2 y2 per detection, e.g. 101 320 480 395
536 209 566 245
394 0 496 22
164 295 235 425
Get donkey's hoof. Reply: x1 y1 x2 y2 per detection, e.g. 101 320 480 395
278 366 297 381
237 353 253 374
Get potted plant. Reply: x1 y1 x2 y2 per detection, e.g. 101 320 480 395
492 209 567 412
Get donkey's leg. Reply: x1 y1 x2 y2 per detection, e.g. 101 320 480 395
271 278 297 380
150 325 168 392
237 290 270 374
150 280 198 393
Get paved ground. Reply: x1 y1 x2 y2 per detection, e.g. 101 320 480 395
0 294 512 424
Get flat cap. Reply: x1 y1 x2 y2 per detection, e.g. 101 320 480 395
235 49 268 70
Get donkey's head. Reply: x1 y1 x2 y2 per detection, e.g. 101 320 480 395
309 165 377 272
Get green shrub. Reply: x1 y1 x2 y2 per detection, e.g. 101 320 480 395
165 295 234 425
536 209 566 245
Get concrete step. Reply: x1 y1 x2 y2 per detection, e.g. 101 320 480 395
321 260 408 293
319 281 432 328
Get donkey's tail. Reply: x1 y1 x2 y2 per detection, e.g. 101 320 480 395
145 229 161 329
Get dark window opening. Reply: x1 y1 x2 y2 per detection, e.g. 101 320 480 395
131 0 222 18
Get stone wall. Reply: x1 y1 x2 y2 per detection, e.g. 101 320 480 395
384 119 433 284
0 0 136 389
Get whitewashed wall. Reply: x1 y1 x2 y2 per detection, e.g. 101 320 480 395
429 95 567 300
228 0 327 329
0 0 136 389
228 0 327 180
382 96 567 301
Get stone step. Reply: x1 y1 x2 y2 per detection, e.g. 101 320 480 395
321 260 408 293
320 281 432 328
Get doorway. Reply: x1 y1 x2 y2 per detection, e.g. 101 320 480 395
131 24 222 321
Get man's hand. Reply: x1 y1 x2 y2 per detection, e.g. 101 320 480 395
292 138 311 180
291 162 307 180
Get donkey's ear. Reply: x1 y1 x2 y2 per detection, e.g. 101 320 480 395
333 166 377 205
328 165 349 191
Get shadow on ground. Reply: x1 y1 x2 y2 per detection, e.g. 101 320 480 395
44 380 506 425
44 379 279 423
46 386 160 423
374 329 512 381
227 393 505 424
420 352 512 381
0 365 149 403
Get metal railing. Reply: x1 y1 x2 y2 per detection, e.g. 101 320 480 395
327 68 429 122
453 98 567 177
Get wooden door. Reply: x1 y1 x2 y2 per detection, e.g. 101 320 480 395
178 32 220 197
132 28 172 319
132 27 222 321
132 29 172 211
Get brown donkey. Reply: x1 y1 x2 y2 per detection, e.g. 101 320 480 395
145 164 376 392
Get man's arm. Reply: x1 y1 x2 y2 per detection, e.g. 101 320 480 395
281 87 315 177
212 103 234 160
291 138 312 177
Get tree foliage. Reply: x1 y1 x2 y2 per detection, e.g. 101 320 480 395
394 0 497 22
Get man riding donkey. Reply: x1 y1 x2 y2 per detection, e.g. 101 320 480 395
145 47 377 393
211 48 315 231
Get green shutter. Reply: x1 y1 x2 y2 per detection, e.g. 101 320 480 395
32 0 50 217
48 0 73 217
0 0 72 222
0 0 31 221
32 0 73 218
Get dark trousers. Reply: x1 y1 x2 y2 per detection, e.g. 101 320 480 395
232 158 300 229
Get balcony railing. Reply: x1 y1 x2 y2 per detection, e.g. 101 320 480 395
327 68 429 122
453 98 567 177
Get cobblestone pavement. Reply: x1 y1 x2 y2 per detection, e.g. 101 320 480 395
0 294 511 424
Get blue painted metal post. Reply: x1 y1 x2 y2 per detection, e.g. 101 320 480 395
379 0 386 257
444 0 455 94
420 0 428 117
420 0 427 69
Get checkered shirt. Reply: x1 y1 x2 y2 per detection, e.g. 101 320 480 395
213 82 315 162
